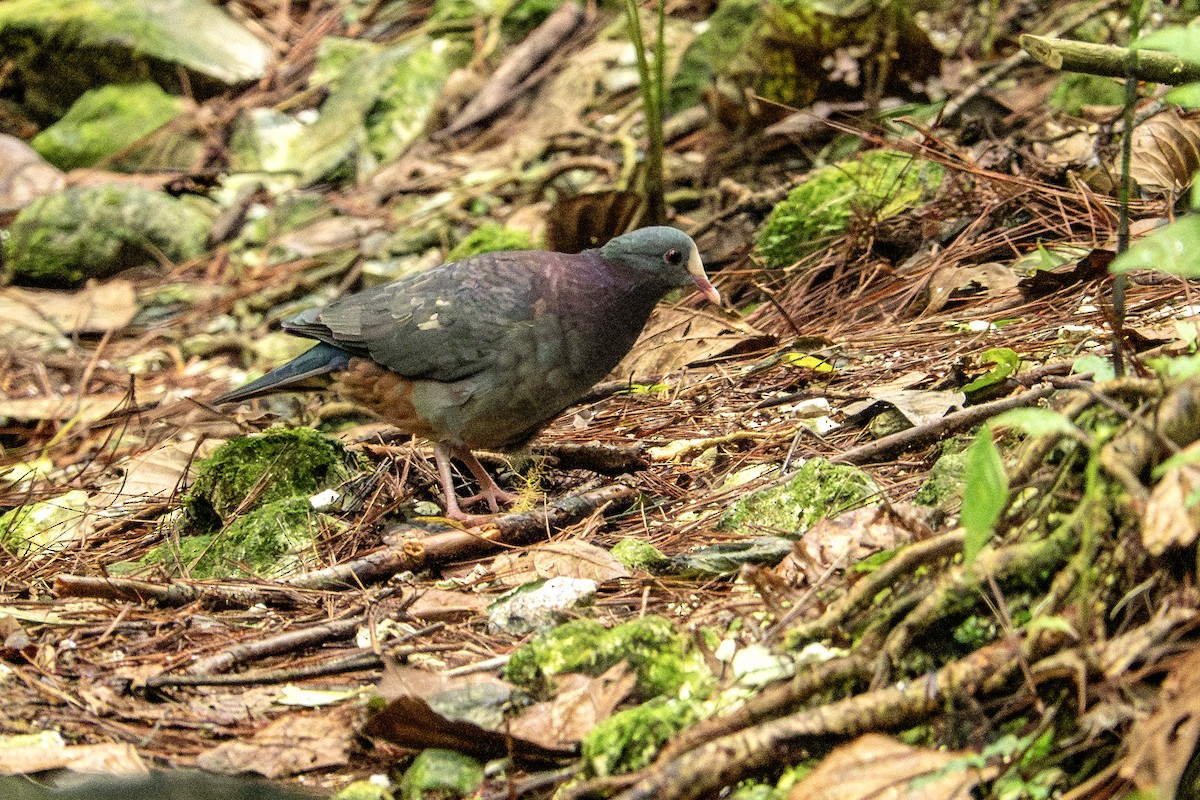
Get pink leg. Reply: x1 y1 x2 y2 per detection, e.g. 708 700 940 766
432 442 518 522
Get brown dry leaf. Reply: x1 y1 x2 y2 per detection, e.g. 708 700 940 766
777 505 924 585
922 263 1019 314
0 394 132 425
506 661 636 749
406 587 490 622
363 695 573 767
376 661 508 702
491 539 630 587
842 388 964 427
609 307 768 381
1143 459 1200 556
1120 647 1200 799
0 134 65 213
0 280 137 337
195 709 356 778
1130 109 1200 197
0 736 149 777
274 216 386 257
94 439 220 510
788 733 985 800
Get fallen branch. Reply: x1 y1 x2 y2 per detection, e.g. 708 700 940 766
287 483 639 590
832 384 1057 466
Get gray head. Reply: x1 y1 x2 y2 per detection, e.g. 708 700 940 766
600 226 720 305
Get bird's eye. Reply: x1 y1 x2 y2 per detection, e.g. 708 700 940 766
664 249 683 265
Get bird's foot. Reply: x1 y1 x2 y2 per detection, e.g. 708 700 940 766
441 487 519 525
457 486 521 512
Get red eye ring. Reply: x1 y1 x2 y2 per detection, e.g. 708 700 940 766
664 249 683 265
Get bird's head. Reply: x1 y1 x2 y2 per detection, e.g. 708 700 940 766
600 227 720 306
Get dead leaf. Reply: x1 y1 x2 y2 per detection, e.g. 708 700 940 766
1130 109 1200 197
545 190 640 254
506 662 636 749
788 733 986 800
0 735 148 777
609 307 769 381
491 539 630 587
94 440 220 510
0 394 132 425
0 280 138 337
195 708 356 778
363 695 573 767
1121 647 1200 799
406 587 490 622
1143 460 1200 556
922 263 1019 314
0 134 65 213
844 388 964 428
777 505 925 585
275 216 386 257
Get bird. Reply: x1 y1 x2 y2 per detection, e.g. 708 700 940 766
215 226 720 522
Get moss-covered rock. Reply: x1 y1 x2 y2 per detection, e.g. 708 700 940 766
30 82 185 170
398 749 482 800
610 539 671 573
148 497 336 579
446 223 533 261
757 149 945 268
0 0 272 122
582 696 700 777
3 184 211 287
281 36 468 185
183 428 357 532
914 445 970 507
719 458 879 536
504 615 710 699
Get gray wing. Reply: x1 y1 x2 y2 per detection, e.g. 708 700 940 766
283 251 558 382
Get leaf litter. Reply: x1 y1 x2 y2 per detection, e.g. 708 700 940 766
3 0 1200 798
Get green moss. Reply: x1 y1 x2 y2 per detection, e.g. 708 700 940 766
31 82 184 169
183 428 356 532
914 445 970 507
146 498 337 579
1048 74 1125 116
334 780 394 800
503 615 710 698
757 150 945 268
611 539 671 572
582 697 700 776
446 223 533 261
3 184 211 287
719 458 879 536
399 749 482 800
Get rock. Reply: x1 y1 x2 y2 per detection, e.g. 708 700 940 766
30 83 188 170
3 184 211 287
0 0 273 121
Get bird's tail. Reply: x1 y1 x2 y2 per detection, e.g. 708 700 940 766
214 342 352 405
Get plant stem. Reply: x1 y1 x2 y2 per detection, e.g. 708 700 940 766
624 0 667 225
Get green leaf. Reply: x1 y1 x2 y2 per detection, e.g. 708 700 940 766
1111 216 1200 277
962 431 1008 566
963 348 1021 393
986 407 1080 439
1071 354 1115 381
1166 82 1200 109
1152 446 1200 479
1133 20 1200 58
